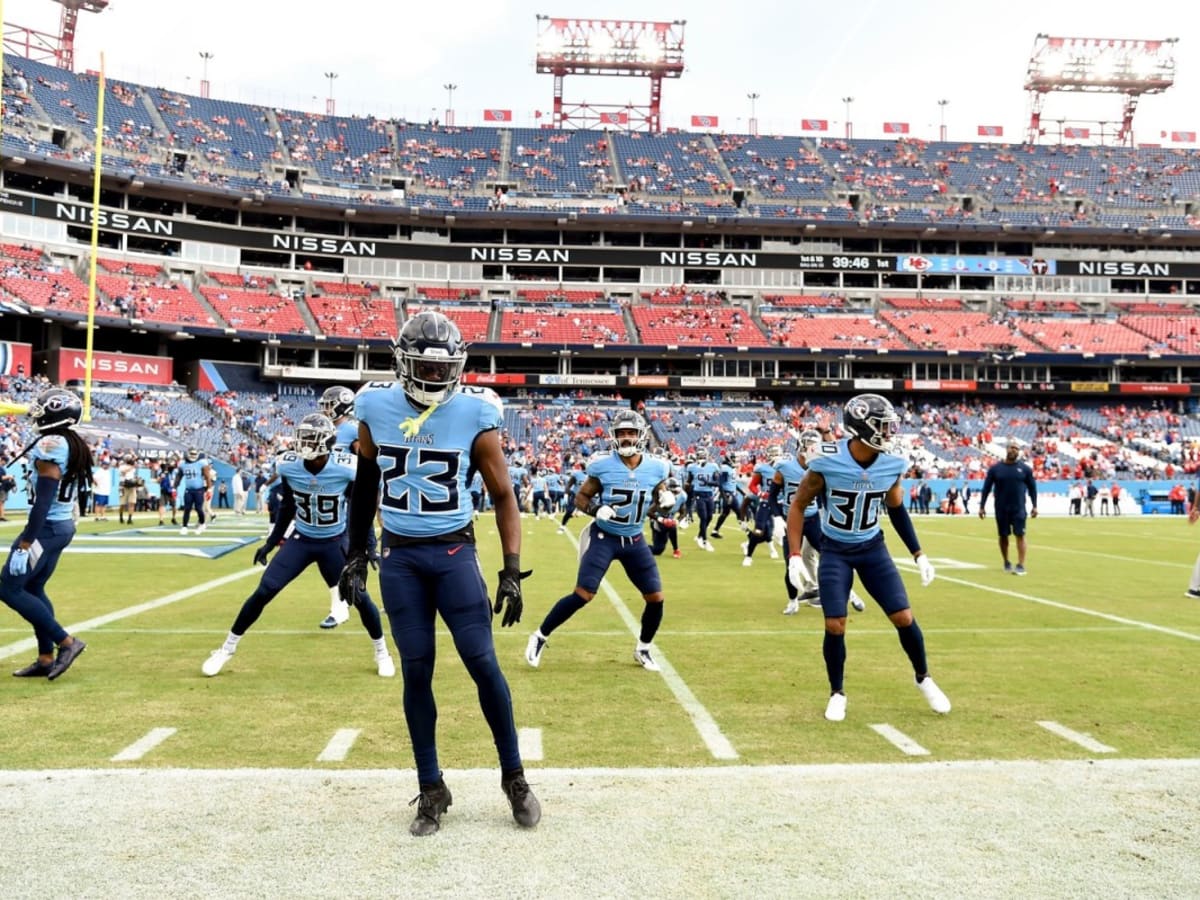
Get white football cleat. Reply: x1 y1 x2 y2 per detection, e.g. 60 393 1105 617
768 543 779 560
702 540 715 552
916 676 951 714
742 556 753 567
783 599 801 615
850 592 866 612
634 644 661 672
202 648 233 677
824 692 847 722
197 523 207 535
525 632 547 668
179 527 189 536
375 649 396 678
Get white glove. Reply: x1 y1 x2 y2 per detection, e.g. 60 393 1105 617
772 515 787 542
916 554 936 587
656 488 676 510
595 505 616 522
8 547 30 576
787 554 805 589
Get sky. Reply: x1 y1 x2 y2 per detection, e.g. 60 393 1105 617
2 0 1197 143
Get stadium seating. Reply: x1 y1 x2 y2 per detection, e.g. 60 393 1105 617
630 306 769 346
499 308 626 344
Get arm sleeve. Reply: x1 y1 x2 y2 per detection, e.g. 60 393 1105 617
887 501 923 556
264 483 295 548
19 475 58 543
767 479 784 518
348 454 380 552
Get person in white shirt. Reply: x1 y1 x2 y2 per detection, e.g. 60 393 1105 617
232 469 249 515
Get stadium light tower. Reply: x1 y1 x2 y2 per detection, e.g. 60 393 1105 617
1 0 109 71
324 71 338 116
444 83 458 127
198 51 214 99
938 98 949 142
535 15 685 132
747 92 760 137
842 96 854 139
1024 34 1178 145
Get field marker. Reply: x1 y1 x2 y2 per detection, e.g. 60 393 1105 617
317 729 361 762
519 727 544 761
929 572 1200 643
919 528 1191 570
868 724 930 756
1037 721 1117 754
0 568 261 661
558 528 739 760
111 727 177 762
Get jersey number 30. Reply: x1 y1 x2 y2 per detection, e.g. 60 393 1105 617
826 488 888 533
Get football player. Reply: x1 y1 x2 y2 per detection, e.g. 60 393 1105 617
176 446 213 535
526 409 675 672
1 388 90 680
649 476 686 559
685 447 721 551
201 413 395 679
316 384 378 629
339 311 539 836
785 394 949 723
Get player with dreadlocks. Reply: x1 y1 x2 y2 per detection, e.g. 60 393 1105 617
0 387 91 680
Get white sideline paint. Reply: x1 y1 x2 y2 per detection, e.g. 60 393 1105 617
869 723 930 756
1037 720 1118 754
0 568 261 661
317 729 361 762
559 527 738 760
111 728 177 762
518 727 544 761
930 572 1200 643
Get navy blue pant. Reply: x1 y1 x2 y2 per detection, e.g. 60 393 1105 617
377 539 521 785
649 520 678 555
692 493 716 537
1 519 76 653
817 532 909 618
181 487 207 526
577 523 662 594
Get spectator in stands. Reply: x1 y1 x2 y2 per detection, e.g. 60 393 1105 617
978 440 1038 576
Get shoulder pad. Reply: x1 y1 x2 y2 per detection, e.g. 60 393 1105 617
333 451 356 467
359 381 393 393
279 451 299 462
819 441 839 454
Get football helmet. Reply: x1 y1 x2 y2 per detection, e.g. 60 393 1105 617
29 387 82 434
185 447 200 462
393 311 467 406
798 429 823 459
695 447 709 463
319 385 355 421
609 409 649 457
843 394 900 452
767 445 783 464
296 413 336 460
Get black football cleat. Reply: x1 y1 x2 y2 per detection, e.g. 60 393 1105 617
12 660 52 678
47 638 87 681
501 769 541 828
408 778 452 836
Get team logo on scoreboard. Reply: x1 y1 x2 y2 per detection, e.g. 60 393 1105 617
1029 258 1050 276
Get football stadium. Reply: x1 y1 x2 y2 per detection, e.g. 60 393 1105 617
2 3 1200 897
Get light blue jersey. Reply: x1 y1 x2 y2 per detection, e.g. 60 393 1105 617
586 452 671 538
808 439 906 544
334 419 359 453
30 433 76 522
356 382 502 538
545 471 563 493
686 461 721 496
508 463 529 489
774 457 818 518
752 459 777 486
179 458 210 491
277 450 357 539
717 463 738 493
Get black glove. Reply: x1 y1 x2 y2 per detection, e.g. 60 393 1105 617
493 554 532 628
253 544 271 567
338 548 369 607
368 549 381 570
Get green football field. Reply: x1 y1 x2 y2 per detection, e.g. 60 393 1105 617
2 510 1198 770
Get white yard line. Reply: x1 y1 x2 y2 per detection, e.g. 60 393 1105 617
559 526 738 760
111 727 177 762
869 723 930 756
1037 720 1118 754
518 727 544 761
927 572 1200 642
918 528 1192 569
0 568 261 661
317 729 361 762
